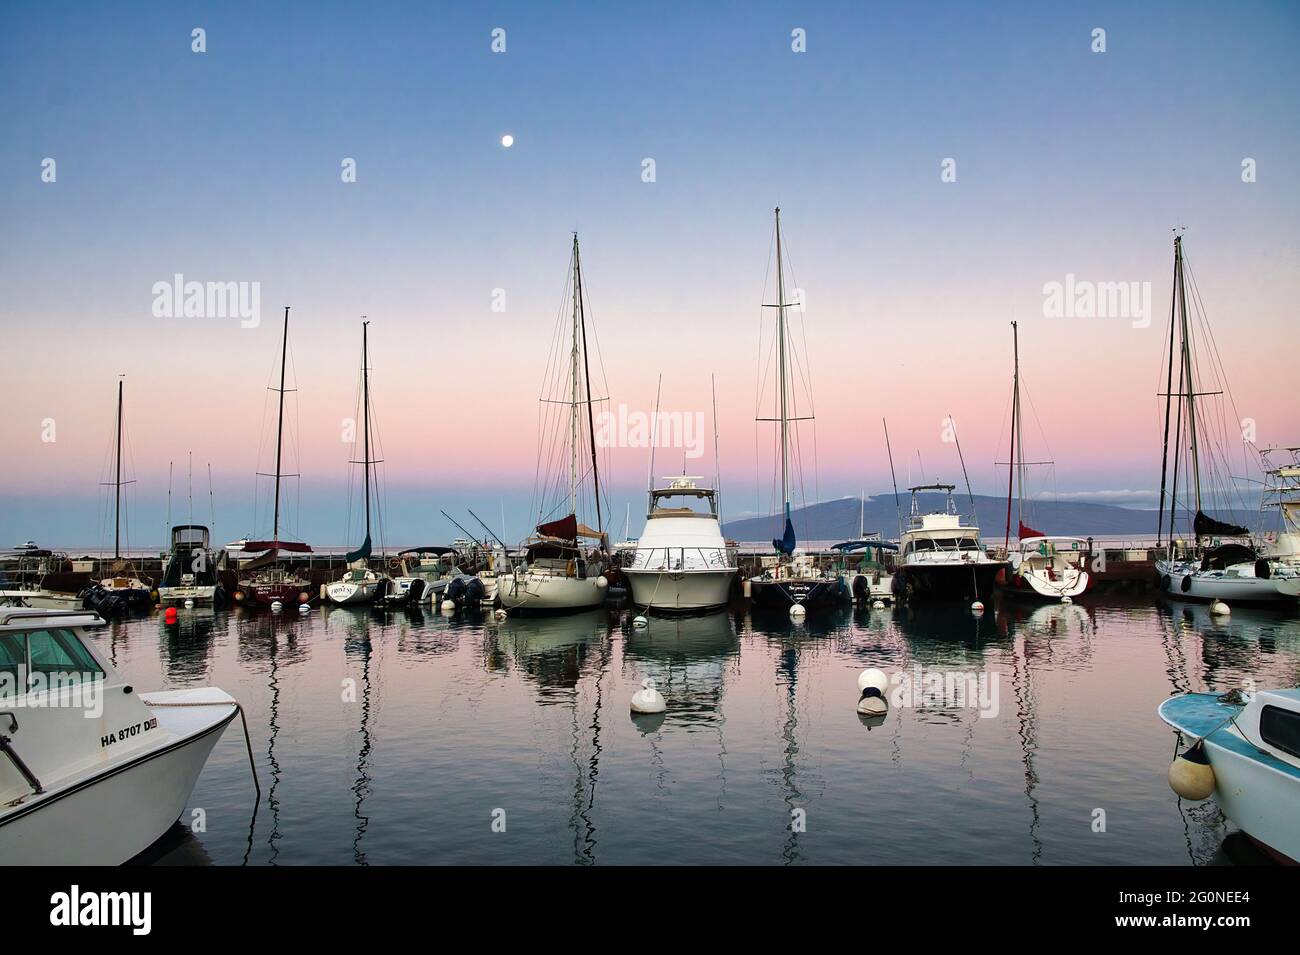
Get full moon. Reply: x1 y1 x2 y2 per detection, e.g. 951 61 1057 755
501 134 514 148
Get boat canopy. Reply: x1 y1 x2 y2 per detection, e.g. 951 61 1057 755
831 539 899 552
170 524 210 548
1201 542 1258 570
535 513 603 542
398 546 460 557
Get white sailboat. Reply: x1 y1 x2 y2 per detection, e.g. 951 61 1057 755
624 477 737 612
746 207 848 613
1153 234 1300 605
0 608 240 864
86 378 153 614
327 321 390 606
498 234 611 615
999 321 1089 601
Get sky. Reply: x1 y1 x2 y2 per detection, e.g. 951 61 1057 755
2 1 1298 548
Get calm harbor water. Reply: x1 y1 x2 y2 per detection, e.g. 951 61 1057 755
110 596 1300 866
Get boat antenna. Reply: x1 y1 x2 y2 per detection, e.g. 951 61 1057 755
271 307 290 546
883 418 902 540
467 508 508 550
712 372 723 522
949 413 979 522
440 509 486 549
1155 231 1180 555
207 462 216 535
647 374 663 494
187 451 194 529
166 459 174 533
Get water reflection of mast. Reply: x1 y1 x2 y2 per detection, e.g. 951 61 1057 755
567 624 611 865
348 621 375 865
777 644 802 865
265 626 284 864
1008 616 1044 863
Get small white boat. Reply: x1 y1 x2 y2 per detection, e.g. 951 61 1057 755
498 539 608 614
1006 536 1090 600
894 484 1007 603
0 608 240 864
624 477 736 612
325 320 390 606
1159 687 1300 864
12 541 38 553
383 547 458 606
0 587 84 611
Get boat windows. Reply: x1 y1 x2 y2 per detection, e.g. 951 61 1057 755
0 634 22 688
27 629 103 677
1260 704 1300 759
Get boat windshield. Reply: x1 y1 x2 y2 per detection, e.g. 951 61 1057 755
649 491 717 518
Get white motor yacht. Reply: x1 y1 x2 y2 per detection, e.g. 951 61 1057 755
624 477 736 612
0 608 240 864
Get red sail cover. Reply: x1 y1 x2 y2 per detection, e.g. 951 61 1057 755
536 513 578 541
1018 521 1045 541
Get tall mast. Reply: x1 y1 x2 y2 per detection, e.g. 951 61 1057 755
574 235 603 538
569 235 580 517
272 306 290 543
362 319 372 542
1175 235 1203 516
1164 235 1185 553
1014 322 1025 535
1004 322 1018 551
775 207 789 515
114 378 123 559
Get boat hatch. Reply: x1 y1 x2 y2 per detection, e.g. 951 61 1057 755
1261 705 1300 759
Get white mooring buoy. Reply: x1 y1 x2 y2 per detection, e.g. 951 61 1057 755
631 678 666 714
1168 740 1216 800
857 668 890 715
971 600 985 613
789 603 806 618
1210 600 1230 617
1061 595 1073 604
494 608 507 621
440 599 456 613
184 599 195 609
270 600 283 613
632 615 648 628
872 600 885 610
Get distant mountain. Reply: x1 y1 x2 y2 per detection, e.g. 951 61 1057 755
722 493 1264 543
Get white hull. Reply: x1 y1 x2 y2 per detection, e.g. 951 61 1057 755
624 568 734 611
326 579 382 605
1203 737 1300 862
157 585 218 606
0 701 236 865
498 572 606 613
1157 559 1300 604
1013 569 1089 599
0 590 83 610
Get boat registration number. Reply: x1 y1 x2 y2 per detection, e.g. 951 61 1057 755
101 717 158 748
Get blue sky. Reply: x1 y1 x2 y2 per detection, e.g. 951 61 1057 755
2 1 1297 547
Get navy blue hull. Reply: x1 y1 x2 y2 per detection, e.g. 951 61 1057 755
750 576 848 609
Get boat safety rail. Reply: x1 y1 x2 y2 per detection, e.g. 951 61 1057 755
0 711 45 797
137 698 262 799
627 546 736 573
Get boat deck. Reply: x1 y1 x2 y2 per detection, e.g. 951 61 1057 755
1159 691 1300 781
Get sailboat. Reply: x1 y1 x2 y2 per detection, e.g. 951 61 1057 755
84 379 152 613
1154 234 1300 605
327 321 389 605
999 321 1090 601
234 307 315 609
1260 446 1300 570
746 208 847 613
498 234 610 615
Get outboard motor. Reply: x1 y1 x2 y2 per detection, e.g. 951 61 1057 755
852 575 871 603
446 575 468 607
407 578 426 603
464 576 486 606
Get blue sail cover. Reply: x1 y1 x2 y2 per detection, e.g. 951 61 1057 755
773 505 796 555
345 533 372 564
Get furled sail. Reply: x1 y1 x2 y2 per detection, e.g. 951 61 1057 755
537 513 578 541
1193 510 1249 539
773 505 796 555
345 533 372 564
1018 521 1046 541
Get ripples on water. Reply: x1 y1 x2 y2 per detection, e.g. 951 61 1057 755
110 597 1299 865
